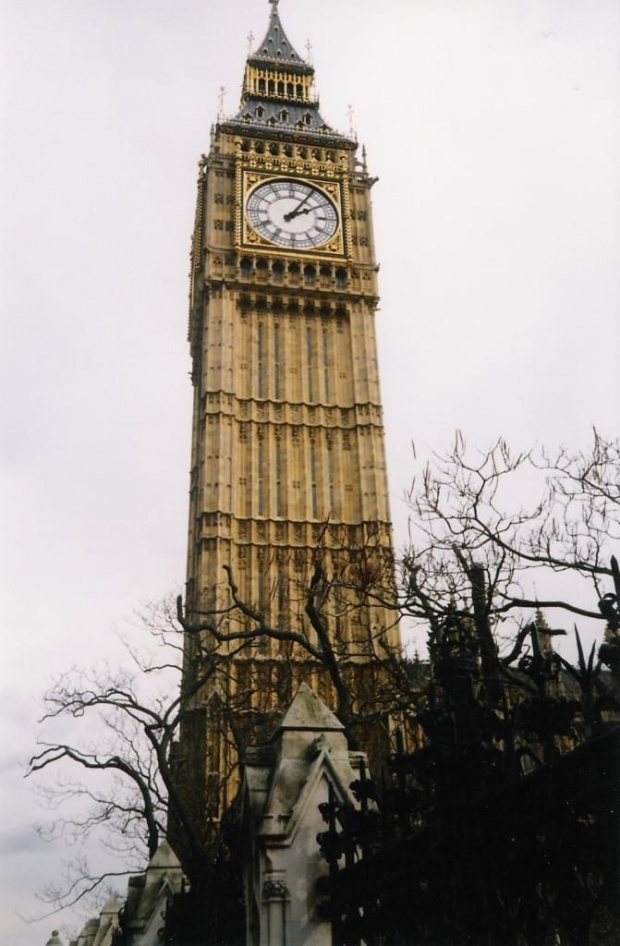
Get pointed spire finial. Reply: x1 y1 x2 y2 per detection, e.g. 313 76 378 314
269 0 279 8
347 104 357 140
247 30 254 54
217 86 227 121
305 39 313 63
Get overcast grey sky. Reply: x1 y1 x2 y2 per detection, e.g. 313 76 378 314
1 1 619 942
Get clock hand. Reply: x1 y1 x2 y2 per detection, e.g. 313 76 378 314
290 205 315 218
283 190 315 222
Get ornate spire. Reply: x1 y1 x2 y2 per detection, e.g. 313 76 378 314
252 0 308 67
220 0 354 146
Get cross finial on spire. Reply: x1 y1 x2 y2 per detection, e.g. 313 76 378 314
347 104 357 140
305 39 313 63
217 86 227 120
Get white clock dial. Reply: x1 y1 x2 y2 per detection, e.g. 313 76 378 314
246 179 339 249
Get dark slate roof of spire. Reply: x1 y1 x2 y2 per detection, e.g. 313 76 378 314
252 0 308 68
234 98 331 133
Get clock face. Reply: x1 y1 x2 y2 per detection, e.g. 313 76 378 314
246 179 339 250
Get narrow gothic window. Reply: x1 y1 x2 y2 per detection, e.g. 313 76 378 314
304 264 316 285
275 441 282 517
272 260 284 282
310 444 318 519
240 257 252 277
335 267 347 288
277 568 286 627
258 569 266 611
257 323 265 398
257 438 265 516
322 328 330 401
306 327 314 402
328 444 335 512
274 324 281 399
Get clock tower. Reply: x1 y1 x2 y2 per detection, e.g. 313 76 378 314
180 0 399 818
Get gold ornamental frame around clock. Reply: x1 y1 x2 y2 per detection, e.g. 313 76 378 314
239 170 347 258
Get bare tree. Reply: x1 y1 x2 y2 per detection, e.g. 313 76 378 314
400 431 619 645
28 431 620 918
27 543 408 915
27 597 225 912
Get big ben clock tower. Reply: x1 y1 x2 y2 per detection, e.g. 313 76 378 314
180 0 399 819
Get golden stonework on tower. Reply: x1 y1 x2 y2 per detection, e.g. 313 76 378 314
177 0 401 827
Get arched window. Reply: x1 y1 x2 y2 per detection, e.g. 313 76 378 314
304 264 316 285
240 257 252 277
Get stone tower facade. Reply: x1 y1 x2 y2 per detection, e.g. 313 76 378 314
179 0 399 819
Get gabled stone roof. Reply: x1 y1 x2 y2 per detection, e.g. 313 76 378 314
276 682 344 734
243 684 366 845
